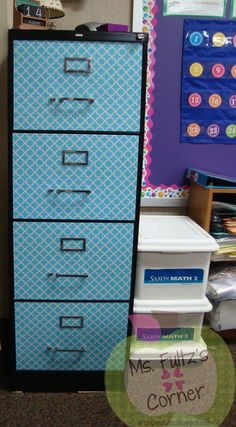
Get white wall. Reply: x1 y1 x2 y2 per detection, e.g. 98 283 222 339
0 0 132 317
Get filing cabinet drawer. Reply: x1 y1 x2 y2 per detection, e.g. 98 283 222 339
13 40 143 132
15 302 129 371
14 221 134 300
13 133 139 220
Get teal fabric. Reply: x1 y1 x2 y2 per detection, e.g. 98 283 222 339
13 221 134 300
15 302 129 370
13 133 139 220
13 40 142 132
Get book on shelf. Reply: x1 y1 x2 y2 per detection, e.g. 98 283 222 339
212 236 236 261
186 168 236 188
210 202 236 244
212 201 236 212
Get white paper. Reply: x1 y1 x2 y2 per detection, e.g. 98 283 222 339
132 0 143 32
165 0 226 17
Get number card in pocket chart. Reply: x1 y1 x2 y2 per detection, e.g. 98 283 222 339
181 20 236 144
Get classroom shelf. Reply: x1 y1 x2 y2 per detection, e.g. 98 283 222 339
187 180 236 232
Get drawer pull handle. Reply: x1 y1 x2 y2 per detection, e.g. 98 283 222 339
49 97 94 104
56 189 91 195
47 189 91 195
47 346 86 354
64 57 92 74
62 150 89 166
47 273 89 279
60 238 86 252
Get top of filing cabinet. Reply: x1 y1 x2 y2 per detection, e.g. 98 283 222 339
9 29 149 43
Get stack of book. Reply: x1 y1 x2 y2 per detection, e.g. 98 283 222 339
211 202 236 261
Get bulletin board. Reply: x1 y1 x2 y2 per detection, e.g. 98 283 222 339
141 0 236 205
181 19 236 145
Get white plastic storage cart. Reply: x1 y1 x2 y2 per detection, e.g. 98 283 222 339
135 215 219 300
207 300 236 331
130 337 208 361
133 297 212 343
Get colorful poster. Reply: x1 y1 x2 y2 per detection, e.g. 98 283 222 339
164 0 226 17
231 0 236 18
181 20 236 144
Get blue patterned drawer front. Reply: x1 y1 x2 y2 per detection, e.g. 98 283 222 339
13 133 139 220
13 40 143 132
13 222 134 300
15 302 129 371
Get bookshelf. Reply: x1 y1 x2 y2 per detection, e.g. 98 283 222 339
188 178 236 336
187 180 236 232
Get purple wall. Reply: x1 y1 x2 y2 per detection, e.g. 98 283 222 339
149 1 236 186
